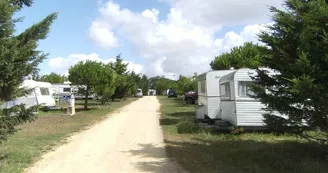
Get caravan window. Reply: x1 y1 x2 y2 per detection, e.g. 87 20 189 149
220 82 231 100
40 87 50 95
200 80 206 93
238 81 254 97
63 88 71 92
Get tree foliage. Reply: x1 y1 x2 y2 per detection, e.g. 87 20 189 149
40 72 64 83
69 60 116 109
149 76 175 95
175 73 197 95
139 74 149 95
0 0 57 143
252 0 328 147
210 42 263 70
109 54 149 98
109 54 129 100
147 74 197 96
92 64 117 104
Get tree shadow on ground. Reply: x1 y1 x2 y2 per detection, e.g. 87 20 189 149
166 112 194 118
74 107 97 112
159 118 179 125
125 144 186 173
75 102 101 106
164 138 328 173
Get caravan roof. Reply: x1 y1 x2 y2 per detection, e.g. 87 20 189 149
220 68 277 83
22 80 52 89
197 70 235 81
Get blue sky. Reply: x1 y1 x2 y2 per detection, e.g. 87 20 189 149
14 0 281 77
15 0 113 74
14 0 173 75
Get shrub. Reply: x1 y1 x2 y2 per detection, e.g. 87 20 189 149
177 119 202 134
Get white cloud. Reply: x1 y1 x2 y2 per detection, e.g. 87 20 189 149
48 53 143 76
89 21 119 49
167 0 283 27
88 0 282 78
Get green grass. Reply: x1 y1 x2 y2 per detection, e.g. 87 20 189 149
0 98 138 173
158 96 328 173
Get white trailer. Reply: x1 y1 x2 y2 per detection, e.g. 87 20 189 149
52 84 72 101
195 70 235 123
71 85 95 99
148 89 156 96
52 84 95 100
219 68 280 128
0 80 56 110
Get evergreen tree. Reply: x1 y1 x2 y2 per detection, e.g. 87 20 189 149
110 54 130 100
252 0 328 147
0 0 57 143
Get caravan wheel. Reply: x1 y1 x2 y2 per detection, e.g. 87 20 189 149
185 97 194 104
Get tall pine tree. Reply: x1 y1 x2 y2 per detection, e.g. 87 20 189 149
252 0 328 147
0 0 57 143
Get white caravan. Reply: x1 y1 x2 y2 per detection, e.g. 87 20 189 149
71 85 95 99
219 68 280 128
195 70 235 123
135 88 143 97
0 80 56 110
52 84 72 101
148 89 156 96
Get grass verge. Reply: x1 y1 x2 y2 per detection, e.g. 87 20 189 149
158 96 328 173
0 98 137 173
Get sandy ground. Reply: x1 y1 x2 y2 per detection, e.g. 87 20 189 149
25 96 185 173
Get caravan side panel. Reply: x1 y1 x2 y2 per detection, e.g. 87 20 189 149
220 101 237 126
236 101 266 126
205 72 220 119
233 68 276 127
206 72 220 96
197 95 208 117
206 70 234 119
207 97 221 119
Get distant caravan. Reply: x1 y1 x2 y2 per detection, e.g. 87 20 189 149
135 89 143 97
0 80 56 111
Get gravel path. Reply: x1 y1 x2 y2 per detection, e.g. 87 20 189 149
25 96 185 173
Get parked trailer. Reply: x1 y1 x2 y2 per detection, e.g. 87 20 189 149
195 70 235 123
218 68 282 129
148 89 156 96
0 80 56 110
52 83 72 101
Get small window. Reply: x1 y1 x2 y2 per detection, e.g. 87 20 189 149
238 81 254 97
200 80 206 93
220 82 231 100
40 87 50 96
63 88 71 92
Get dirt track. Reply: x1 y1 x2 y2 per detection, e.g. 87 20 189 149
25 96 185 173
